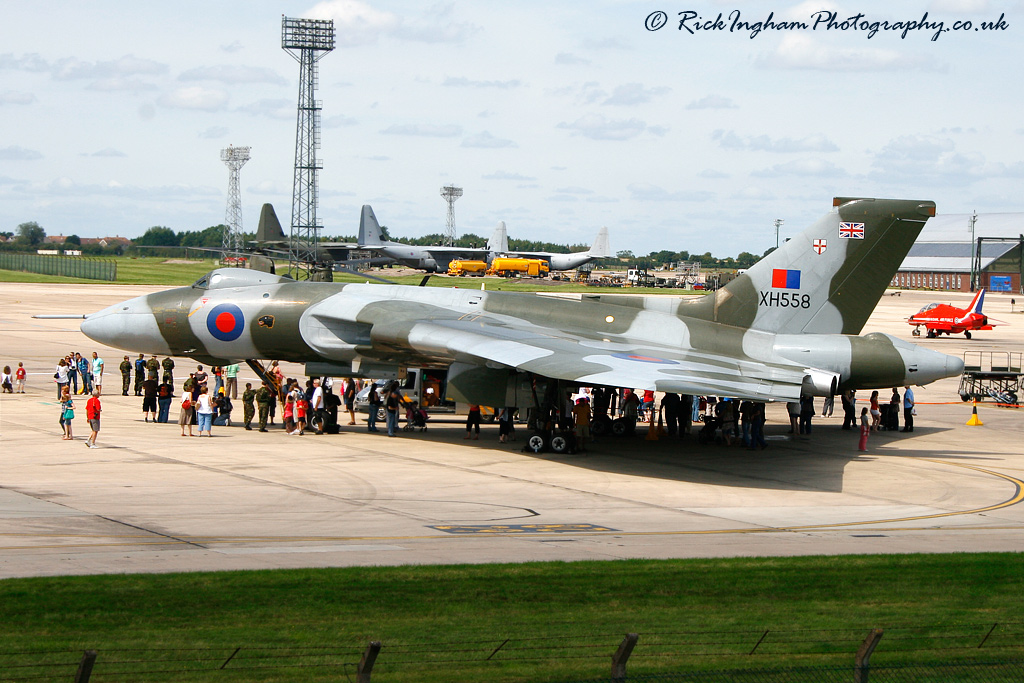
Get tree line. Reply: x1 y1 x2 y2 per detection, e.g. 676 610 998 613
2 221 773 269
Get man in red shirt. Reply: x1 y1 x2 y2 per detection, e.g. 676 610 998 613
86 390 102 449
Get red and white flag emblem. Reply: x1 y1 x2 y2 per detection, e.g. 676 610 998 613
813 239 827 255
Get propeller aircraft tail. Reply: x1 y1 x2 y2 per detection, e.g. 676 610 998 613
255 203 287 243
358 205 386 247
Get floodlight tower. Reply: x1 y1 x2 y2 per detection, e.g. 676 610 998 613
220 145 251 256
440 184 463 247
282 15 335 280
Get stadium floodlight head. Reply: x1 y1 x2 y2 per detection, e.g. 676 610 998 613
282 16 336 56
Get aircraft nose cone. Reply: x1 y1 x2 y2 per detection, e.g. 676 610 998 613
946 354 965 378
81 295 171 355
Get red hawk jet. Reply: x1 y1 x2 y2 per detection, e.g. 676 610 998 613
909 289 1001 339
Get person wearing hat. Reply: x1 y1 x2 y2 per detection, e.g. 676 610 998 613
119 355 132 396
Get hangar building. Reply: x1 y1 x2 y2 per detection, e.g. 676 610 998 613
893 212 1024 293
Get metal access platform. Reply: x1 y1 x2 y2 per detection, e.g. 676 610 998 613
958 351 1022 404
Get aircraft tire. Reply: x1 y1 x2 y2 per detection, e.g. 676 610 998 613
591 415 612 436
549 434 570 454
912 328 921 337
965 331 972 339
527 433 548 453
377 407 387 422
610 418 632 436
926 329 936 338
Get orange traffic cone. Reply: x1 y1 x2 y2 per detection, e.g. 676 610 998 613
966 401 983 426
645 412 659 441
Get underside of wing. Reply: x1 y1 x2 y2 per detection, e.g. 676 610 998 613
390 316 808 402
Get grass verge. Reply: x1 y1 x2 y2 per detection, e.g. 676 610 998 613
1 553 1021 681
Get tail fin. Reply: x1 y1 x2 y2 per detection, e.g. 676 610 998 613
487 221 509 254
256 204 286 243
589 226 612 258
697 197 935 335
969 289 986 315
359 205 385 246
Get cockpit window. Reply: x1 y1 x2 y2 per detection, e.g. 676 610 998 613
918 303 939 313
192 274 210 289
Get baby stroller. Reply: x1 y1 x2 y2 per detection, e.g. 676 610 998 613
697 413 720 445
404 402 429 431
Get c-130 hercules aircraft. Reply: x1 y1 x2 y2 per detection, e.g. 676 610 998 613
82 197 964 409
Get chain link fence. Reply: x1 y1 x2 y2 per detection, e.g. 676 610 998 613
0 253 117 281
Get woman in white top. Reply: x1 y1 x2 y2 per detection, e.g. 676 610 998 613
196 386 215 436
55 359 70 400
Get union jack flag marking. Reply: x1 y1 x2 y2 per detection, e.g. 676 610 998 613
812 239 827 255
839 222 864 239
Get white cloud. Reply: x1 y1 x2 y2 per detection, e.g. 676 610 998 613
179 65 287 85
756 35 946 72
602 83 670 106
686 95 737 110
306 0 401 46
235 98 293 120
220 41 244 53
870 134 1024 184
51 54 167 80
556 114 651 141
86 78 158 92
158 87 228 111
462 131 516 148
712 130 839 153
482 171 536 181
199 126 229 139
381 123 462 137
555 53 590 66
0 145 42 160
89 148 127 158
324 114 358 128
443 77 522 89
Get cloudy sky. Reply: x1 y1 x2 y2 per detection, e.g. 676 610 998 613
1 0 1020 256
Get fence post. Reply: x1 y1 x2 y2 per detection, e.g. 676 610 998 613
356 641 381 683
73 650 97 683
854 629 883 683
611 633 639 682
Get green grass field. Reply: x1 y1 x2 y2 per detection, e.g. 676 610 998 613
2 554 1021 682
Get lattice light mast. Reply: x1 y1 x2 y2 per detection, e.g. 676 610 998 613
220 145 251 256
440 184 463 247
282 15 335 280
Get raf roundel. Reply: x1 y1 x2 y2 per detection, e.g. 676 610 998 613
206 303 245 342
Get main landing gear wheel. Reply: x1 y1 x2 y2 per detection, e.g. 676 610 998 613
965 331 972 339
549 434 570 454
527 433 547 453
591 415 612 437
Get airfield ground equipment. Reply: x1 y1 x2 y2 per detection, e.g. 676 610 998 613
958 350 1022 404
447 260 488 277
488 257 549 278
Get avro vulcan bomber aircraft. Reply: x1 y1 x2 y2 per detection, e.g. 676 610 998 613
82 197 964 409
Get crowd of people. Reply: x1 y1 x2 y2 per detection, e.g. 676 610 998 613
6 355 921 452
